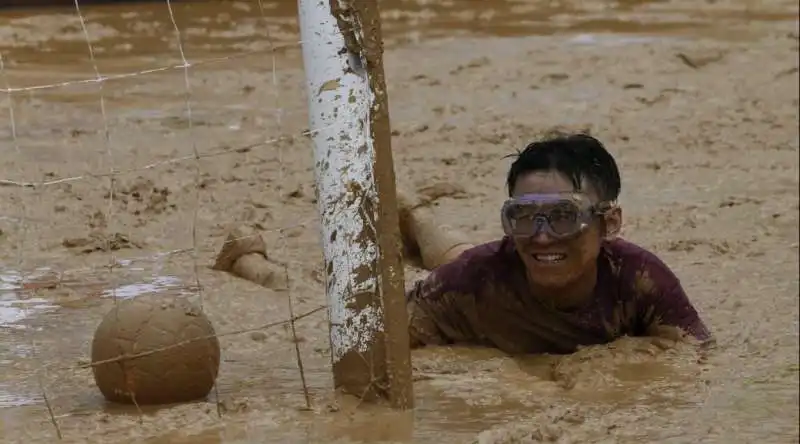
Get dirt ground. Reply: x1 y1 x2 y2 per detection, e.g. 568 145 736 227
0 0 798 443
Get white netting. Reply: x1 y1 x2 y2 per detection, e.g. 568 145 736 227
0 1 359 440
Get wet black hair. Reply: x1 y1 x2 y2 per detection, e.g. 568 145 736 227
505 133 621 201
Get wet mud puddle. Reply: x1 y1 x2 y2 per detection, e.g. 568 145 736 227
0 256 196 409
0 0 796 70
0 0 797 443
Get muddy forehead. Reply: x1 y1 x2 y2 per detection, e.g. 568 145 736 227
513 172 603 202
507 193 594 214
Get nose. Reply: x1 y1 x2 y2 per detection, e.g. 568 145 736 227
529 230 557 245
528 216 557 245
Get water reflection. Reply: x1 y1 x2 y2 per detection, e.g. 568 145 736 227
0 343 42 409
1 269 61 328
0 265 193 330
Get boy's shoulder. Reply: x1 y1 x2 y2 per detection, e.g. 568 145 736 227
420 238 519 295
603 238 670 269
602 238 682 292
604 237 651 256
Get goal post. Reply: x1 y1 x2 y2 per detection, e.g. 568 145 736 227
297 0 414 409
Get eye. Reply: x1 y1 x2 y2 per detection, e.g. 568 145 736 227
507 204 533 219
549 204 579 222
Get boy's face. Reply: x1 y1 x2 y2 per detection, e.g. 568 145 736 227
508 171 621 289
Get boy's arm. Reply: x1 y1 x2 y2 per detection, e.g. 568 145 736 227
634 256 712 342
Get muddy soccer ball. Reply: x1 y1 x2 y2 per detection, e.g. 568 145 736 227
90 295 221 405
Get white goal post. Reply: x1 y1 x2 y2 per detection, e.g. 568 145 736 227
297 0 413 409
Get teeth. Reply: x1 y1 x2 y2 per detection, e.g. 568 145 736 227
533 254 566 263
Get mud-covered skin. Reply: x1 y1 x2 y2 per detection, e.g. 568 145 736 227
407 237 711 354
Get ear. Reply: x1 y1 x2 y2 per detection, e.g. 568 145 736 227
603 206 623 239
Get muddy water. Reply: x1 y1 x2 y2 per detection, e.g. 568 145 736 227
0 0 798 443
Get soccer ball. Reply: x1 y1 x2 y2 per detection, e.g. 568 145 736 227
90 294 221 405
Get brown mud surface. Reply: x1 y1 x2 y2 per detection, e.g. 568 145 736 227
0 0 798 443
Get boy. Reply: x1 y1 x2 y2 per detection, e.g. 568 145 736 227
400 134 711 354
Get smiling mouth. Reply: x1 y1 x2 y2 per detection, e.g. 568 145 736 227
532 253 567 264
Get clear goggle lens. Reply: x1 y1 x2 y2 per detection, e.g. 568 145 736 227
500 193 607 239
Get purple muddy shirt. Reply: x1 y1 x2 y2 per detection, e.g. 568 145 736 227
406 237 710 354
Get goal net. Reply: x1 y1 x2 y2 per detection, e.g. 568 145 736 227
0 1 408 440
